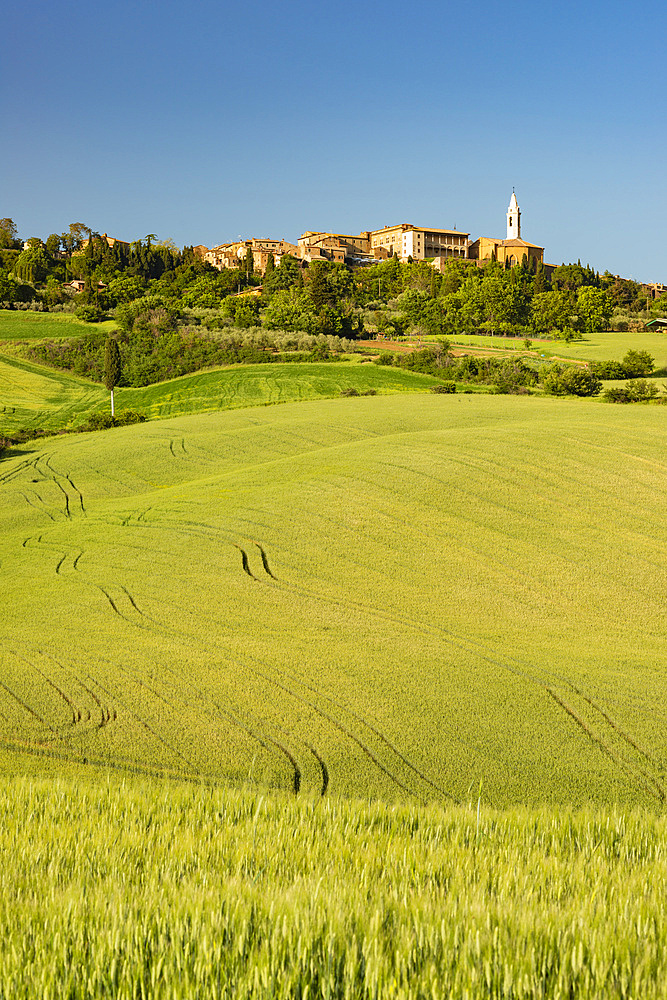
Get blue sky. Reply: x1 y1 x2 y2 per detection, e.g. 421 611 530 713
3 0 665 280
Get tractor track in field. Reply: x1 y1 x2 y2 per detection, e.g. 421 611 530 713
109 657 314 795
43 456 86 513
0 733 210 783
0 455 39 486
95 581 415 799
0 678 59 735
254 543 277 579
5 648 81 726
9 492 659 800
87 531 453 800
18 491 57 521
234 545 257 579
549 685 665 803
307 744 329 794
211 649 417 800
168 438 189 459
545 688 664 803
265 561 665 801
86 673 197 771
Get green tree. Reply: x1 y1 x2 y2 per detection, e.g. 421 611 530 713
308 261 335 310
13 244 50 284
621 350 654 377
542 366 602 397
262 254 302 295
245 247 254 278
0 218 19 249
530 290 574 335
45 234 61 258
263 288 313 331
576 287 613 334
104 337 122 416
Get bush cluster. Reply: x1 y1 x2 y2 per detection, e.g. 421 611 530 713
589 350 655 379
603 380 659 403
27 308 353 388
541 366 602 397
376 348 538 394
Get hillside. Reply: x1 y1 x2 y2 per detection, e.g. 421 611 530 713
0 355 443 433
1 393 665 806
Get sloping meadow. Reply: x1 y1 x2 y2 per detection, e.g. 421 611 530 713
0 393 665 806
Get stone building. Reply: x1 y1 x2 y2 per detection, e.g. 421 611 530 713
468 192 544 267
296 232 374 265
367 224 469 263
205 238 297 274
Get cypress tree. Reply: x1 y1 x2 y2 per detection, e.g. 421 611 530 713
104 337 122 417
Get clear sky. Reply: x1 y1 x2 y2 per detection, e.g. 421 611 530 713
3 0 666 281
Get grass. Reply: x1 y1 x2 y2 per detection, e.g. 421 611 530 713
447 330 667 368
0 308 115 341
0 776 665 998
1 393 665 807
0 356 444 433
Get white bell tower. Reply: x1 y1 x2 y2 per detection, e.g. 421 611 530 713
507 189 521 240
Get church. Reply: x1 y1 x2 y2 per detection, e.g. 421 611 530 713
468 191 544 268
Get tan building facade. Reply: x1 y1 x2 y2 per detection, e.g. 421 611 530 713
468 235 544 267
368 224 469 262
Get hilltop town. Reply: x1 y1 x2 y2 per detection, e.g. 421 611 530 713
200 192 546 275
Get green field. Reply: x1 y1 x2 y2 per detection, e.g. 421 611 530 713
1 778 665 998
0 308 115 341
0 356 443 433
1 394 665 806
447 330 667 368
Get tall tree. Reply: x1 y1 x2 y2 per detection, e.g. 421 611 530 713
0 218 19 249
104 337 122 416
13 244 50 284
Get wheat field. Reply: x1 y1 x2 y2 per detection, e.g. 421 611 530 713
1 393 665 806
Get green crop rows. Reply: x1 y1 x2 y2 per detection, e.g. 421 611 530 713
0 777 666 998
1 393 665 806
0 356 441 433
0 308 115 341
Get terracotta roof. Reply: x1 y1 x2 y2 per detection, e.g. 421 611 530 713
501 238 543 249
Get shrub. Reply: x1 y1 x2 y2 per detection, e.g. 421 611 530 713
78 409 147 431
542 367 602 397
340 388 360 396
621 350 654 377
589 359 628 379
75 304 104 323
603 380 659 403
431 382 456 394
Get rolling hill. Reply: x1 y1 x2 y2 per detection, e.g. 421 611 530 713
1 392 665 806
